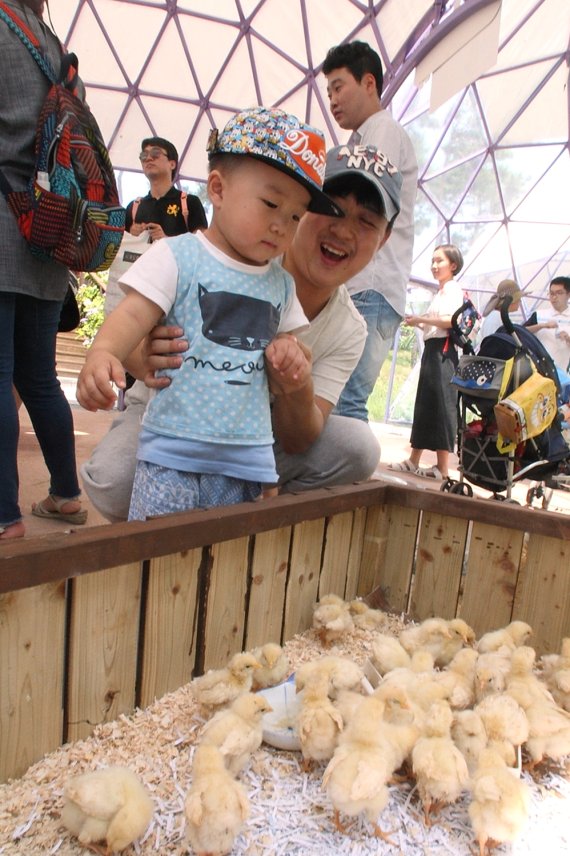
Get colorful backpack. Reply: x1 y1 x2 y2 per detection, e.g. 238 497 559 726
0 2 125 272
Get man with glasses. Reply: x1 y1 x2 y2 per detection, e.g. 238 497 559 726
126 136 207 240
530 277 570 372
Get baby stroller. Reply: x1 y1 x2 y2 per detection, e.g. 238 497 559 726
443 299 570 505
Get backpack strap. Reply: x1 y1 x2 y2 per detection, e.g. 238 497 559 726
0 1 58 82
131 197 142 222
180 191 189 228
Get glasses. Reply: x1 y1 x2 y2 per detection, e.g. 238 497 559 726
139 148 168 162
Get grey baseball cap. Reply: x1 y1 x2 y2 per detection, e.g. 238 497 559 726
324 144 402 223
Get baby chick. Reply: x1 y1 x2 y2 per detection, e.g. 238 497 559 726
505 646 554 709
185 745 249 856
348 599 387 631
61 766 153 855
199 692 272 776
477 621 533 654
370 632 411 675
411 700 470 825
468 747 530 856
539 637 570 682
295 655 364 699
399 617 454 665
474 693 529 767
250 642 290 691
312 593 354 646
191 652 260 711
540 638 570 712
451 709 488 775
474 647 513 702
435 648 478 710
296 673 344 770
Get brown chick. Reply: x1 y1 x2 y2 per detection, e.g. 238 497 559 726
477 621 533 654
191 652 260 711
435 648 478 710
451 709 488 775
312 593 354 645
411 700 470 825
185 745 249 856
296 673 344 769
61 766 153 855
370 632 411 675
468 747 530 856
199 692 272 776
474 693 529 767
295 655 364 699
348 599 387 631
250 643 290 691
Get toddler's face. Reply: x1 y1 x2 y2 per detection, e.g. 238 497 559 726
212 158 311 266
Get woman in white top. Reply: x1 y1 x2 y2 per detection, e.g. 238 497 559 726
391 244 464 479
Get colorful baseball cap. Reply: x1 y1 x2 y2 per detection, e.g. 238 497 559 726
206 107 343 217
324 144 402 224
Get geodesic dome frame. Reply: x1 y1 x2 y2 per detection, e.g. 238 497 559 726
47 0 570 310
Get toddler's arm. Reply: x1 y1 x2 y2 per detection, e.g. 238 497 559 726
265 333 311 393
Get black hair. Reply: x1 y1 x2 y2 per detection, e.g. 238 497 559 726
434 243 464 275
550 276 570 294
323 174 386 218
141 136 178 180
322 41 383 99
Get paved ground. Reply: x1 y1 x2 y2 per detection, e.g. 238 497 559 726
13 391 570 540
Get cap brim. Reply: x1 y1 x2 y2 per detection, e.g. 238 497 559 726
482 288 529 317
324 168 399 222
247 153 344 218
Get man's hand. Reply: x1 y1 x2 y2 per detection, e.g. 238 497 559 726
76 349 126 412
265 334 312 395
146 222 166 241
129 222 148 237
141 325 188 388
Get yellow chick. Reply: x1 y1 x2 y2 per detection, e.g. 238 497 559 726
348 599 387 631
411 700 470 825
332 688 367 726
521 698 570 769
382 651 448 714
433 618 476 668
505 646 554 709
61 766 153 855
477 621 533 654
370 632 411 675
250 642 290 691
191 652 260 711
474 693 529 767
474 647 513 703
185 745 249 856
399 617 452 660
541 638 570 712
295 655 364 699
468 747 530 856
451 709 488 775
199 692 272 776
435 648 478 710
312 593 354 646
539 637 570 682
296 673 344 770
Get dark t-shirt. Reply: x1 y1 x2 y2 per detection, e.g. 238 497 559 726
125 185 207 235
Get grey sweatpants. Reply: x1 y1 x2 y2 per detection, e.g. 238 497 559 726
80 381 381 522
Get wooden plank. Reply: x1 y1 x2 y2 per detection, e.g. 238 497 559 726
138 549 201 708
319 512 357 599
357 504 419 612
512 533 570 656
282 518 325 640
245 527 292 649
0 582 66 782
202 537 250 672
409 512 469 621
460 521 525 637
344 508 367 601
66 564 142 742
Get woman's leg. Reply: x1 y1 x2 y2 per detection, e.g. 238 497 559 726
13 294 82 513
0 293 24 537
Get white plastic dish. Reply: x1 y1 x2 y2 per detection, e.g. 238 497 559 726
257 676 301 751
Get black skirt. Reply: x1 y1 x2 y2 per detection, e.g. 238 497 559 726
410 337 458 452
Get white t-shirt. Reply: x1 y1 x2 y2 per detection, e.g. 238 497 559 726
422 280 464 342
536 306 570 370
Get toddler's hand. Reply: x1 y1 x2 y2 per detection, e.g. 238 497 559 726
265 334 311 394
76 350 126 412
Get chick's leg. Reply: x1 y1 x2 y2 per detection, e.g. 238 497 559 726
372 822 394 844
332 809 352 834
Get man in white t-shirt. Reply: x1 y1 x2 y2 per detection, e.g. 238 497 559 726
529 277 570 371
323 41 418 422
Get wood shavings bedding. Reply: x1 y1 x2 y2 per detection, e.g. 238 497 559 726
0 622 568 855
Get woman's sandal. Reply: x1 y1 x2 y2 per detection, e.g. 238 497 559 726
388 459 421 475
32 496 88 525
417 466 446 480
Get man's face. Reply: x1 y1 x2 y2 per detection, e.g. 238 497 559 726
549 284 569 313
325 67 374 131
139 145 176 182
285 192 390 296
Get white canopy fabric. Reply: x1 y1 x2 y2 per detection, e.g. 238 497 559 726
47 0 570 307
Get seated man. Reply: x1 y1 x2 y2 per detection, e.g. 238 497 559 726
81 143 402 521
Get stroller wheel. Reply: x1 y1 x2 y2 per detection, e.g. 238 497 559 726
448 482 473 497
440 478 454 493
491 493 520 504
